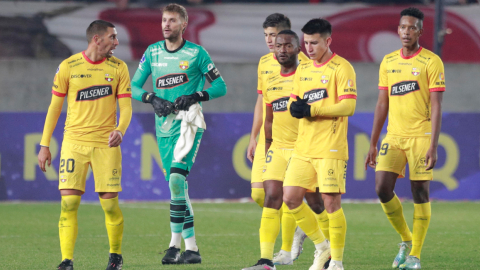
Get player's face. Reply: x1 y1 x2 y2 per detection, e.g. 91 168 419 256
274 34 299 66
398 16 423 47
264 27 279 52
98 27 118 58
304 33 331 62
162 12 187 41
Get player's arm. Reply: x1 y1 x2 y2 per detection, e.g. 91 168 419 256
365 56 389 170
110 62 133 148
38 63 68 172
174 47 227 110
310 99 356 117
264 103 273 156
425 56 446 170
247 61 265 162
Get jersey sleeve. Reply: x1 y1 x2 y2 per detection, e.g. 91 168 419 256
427 56 446 92
257 59 263 95
378 56 388 90
117 61 132 98
52 61 69 97
336 62 357 101
198 47 227 100
131 48 152 102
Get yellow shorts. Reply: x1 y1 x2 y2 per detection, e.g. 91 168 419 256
284 154 347 193
251 143 266 184
376 136 432 181
59 141 122 192
262 147 293 182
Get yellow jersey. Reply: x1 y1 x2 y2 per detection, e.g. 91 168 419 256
263 70 298 149
257 52 309 144
291 53 357 160
44 51 132 148
379 47 445 137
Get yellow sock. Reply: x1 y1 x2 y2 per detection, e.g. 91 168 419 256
315 210 330 240
59 195 81 260
328 208 347 261
251 188 265 208
291 202 325 245
281 203 296 252
410 202 431 259
100 197 124 254
259 207 280 260
381 195 412 242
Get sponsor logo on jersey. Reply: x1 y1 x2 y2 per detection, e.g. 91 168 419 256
321 75 329 84
390 80 420 96
412 68 420 76
152 63 167 67
179 61 189 70
398 62 412 65
440 72 444 80
105 74 114 82
87 68 103 71
328 169 334 176
140 54 146 64
56 66 60 74
387 69 402 73
53 84 58 89
164 56 178 60
71 74 92 79
347 79 354 87
182 50 194 56
156 73 189 89
267 86 283 91
76 85 113 101
271 97 290 112
261 70 273 75
303 89 328 104
300 77 312 81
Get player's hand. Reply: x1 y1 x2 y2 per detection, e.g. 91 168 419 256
151 96 175 117
365 145 377 170
425 146 437 170
247 138 257 163
174 94 197 111
109 130 123 147
290 96 311 119
38 146 52 172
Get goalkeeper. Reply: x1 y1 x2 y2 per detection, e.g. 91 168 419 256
131 3 226 265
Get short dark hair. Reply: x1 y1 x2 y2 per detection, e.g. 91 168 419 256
163 3 188 23
400 7 424 28
277 29 300 47
86 20 115 43
263 13 291 30
301 18 332 36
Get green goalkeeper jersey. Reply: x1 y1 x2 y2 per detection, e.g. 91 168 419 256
131 39 227 137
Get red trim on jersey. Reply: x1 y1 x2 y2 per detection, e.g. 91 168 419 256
400 47 423 60
313 53 336 68
117 93 132 98
273 53 277 60
266 103 273 107
339 94 357 101
379 86 388 90
52 90 66 97
82 51 107 65
429 87 445 92
257 90 263 94
280 70 296 77
290 94 297 99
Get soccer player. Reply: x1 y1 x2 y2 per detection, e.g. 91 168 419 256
365 7 444 270
283 18 357 270
248 13 327 263
130 3 227 265
37 20 132 270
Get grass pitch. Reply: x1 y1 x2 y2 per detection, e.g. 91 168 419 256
0 202 477 269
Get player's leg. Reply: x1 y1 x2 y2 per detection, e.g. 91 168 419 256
400 137 432 270
305 189 330 268
284 155 329 270
316 159 347 270
376 137 412 268
251 143 266 208
92 146 124 270
57 142 89 270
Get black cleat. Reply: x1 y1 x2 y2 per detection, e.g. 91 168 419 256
179 249 202 264
57 259 73 270
322 256 331 270
161 246 181 264
106 253 123 270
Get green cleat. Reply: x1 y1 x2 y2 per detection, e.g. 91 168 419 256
399 256 421 270
392 242 411 268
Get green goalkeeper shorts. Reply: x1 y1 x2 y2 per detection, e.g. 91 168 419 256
157 132 203 181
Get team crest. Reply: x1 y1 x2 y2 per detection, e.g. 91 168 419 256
412 68 420 76
105 74 114 82
347 79 354 87
179 61 189 70
439 73 444 80
61 175 67 183
321 75 329 84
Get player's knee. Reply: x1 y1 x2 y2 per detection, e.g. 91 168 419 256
251 188 265 207
308 202 324 214
283 194 301 210
169 173 186 197
60 196 81 213
411 183 429 203
375 183 394 203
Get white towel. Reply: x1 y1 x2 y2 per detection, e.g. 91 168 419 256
173 103 206 163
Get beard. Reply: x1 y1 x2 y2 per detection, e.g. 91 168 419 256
164 28 182 42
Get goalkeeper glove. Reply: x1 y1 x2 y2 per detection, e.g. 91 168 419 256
290 96 311 118
174 91 210 111
142 92 174 117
